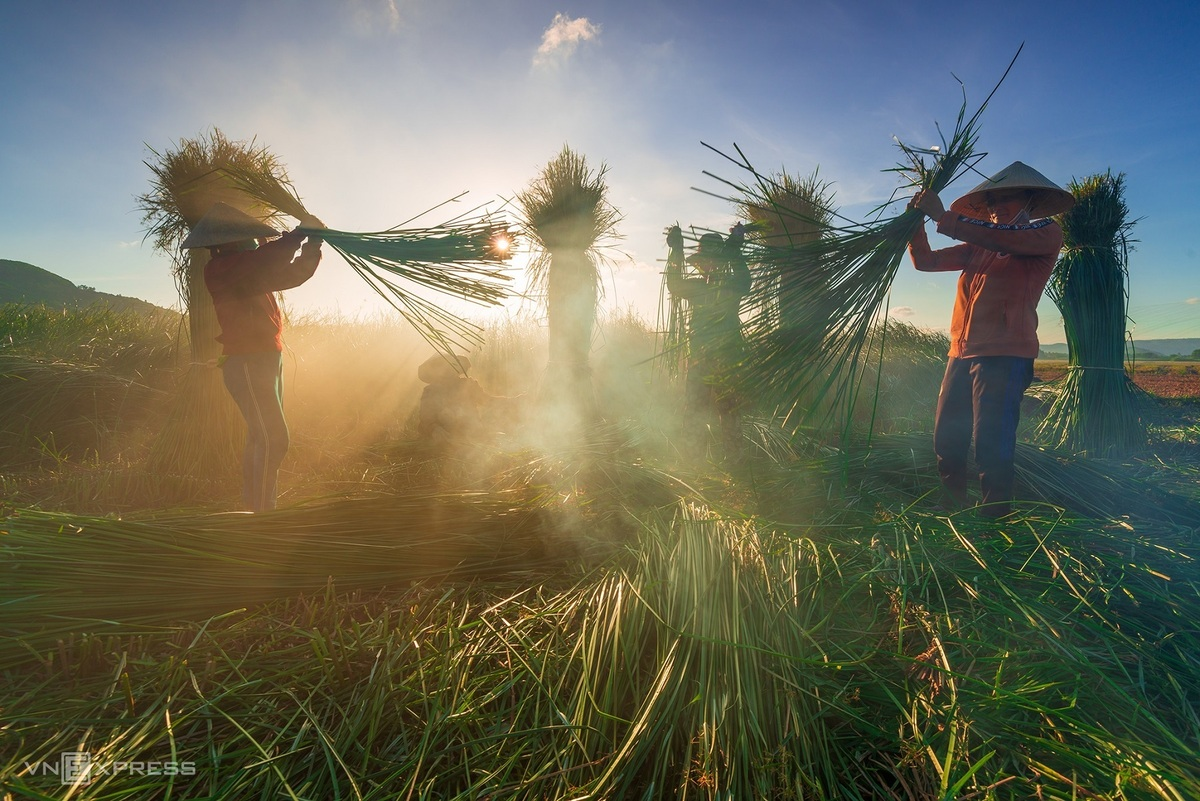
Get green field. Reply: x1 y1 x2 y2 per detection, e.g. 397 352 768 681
3 304 1199 800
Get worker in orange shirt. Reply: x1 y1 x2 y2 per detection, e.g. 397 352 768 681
909 162 1073 517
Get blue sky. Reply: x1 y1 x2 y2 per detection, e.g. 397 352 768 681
2 0 1198 342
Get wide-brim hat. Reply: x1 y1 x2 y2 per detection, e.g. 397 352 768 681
418 353 471 383
950 161 1075 219
181 202 280 249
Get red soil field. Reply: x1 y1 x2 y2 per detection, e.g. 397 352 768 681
1035 361 1200 399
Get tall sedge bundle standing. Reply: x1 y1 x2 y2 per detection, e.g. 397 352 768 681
516 146 622 422
1037 172 1145 456
136 129 288 476
737 169 835 334
138 130 290 358
220 169 516 358
657 255 690 380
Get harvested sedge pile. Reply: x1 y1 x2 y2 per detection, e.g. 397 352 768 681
223 167 516 356
6 503 1200 799
0 491 552 669
1038 172 1147 456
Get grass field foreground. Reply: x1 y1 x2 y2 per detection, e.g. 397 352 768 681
2 305 1199 799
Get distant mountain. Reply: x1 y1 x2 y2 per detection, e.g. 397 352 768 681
1040 339 1200 358
0 259 170 315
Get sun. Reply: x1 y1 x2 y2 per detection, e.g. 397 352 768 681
491 233 512 256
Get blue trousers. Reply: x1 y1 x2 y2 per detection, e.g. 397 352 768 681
221 352 289 511
934 356 1033 514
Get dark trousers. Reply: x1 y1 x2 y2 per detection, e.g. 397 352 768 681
934 356 1033 514
222 351 289 512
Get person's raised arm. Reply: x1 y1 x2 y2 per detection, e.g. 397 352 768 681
665 224 700 299
908 191 969 273
936 213 1063 256
725 222 751 296
239 229 323 293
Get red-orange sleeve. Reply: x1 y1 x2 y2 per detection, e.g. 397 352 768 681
908 224 973 273
936 212 1063 256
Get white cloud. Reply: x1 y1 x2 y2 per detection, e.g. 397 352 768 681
1187 297 1199 305
890 306 915 318
348 0 403 35
533 13 600 67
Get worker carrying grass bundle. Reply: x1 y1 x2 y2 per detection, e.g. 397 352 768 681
182 201 325 512
666 223 751 457
908 162 1074 517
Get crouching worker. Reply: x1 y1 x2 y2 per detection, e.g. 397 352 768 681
182 202 324 512
417 354 521 451
908 162 1073 517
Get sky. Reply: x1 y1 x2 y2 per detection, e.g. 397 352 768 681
2 0 1198 345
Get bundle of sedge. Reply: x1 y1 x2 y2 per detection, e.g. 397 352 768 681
685 48 1035 447
515 146 622 416
221 166 517 358
736 169 836 336
700 99 989 442
1037 171 1147 456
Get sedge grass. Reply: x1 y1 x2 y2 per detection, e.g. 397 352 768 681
0 355 163 467
136 129 290 365
869 509 1200 799
736 168 836 335
783 430 1200 527
516 146 623 421
1039 171 1148 456
4 289 1200 797
136 129 292 275
0 489 555 670
220 165 517 358
515 145 622 294
6 501 1200 798
697 53 1025 444
0 303 180 381
144 362 246 480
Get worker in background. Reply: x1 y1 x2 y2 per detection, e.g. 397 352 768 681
416 353 521 450
666 223 752 458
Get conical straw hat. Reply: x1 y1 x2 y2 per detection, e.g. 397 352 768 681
181 202 279 249
417 353 471 383
685 232 725 264
950 161 1075 219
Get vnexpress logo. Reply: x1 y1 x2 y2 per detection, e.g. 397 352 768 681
23 751 195 785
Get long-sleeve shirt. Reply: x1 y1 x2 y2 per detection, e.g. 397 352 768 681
909 212 1062 359
204 231 321 355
